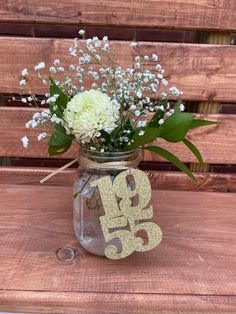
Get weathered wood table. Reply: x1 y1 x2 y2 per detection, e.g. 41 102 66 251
0 184 235 313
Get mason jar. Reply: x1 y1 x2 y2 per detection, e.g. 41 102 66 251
73 146 140 256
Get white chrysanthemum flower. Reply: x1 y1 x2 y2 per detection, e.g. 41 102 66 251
63 90 120 142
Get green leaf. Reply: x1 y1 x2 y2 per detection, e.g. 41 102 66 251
48 124 74 156
124 118 134 131
50 78 69 114
183 138 204 168
159 112 194 142
144 146 195 180
124 127 161 150
48 124 73 146
48 143 72 156
190 118 218 129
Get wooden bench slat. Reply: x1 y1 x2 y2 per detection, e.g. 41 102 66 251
1 37 236 102
1 291 236 314
0 167 235 192
0 107 235 164
1 1 236 32
0 185 235 312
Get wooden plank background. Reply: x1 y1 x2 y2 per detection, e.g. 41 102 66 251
0 185 235 312
1 0 236 31
0 37 236 102
1 291 236 314
0 167 235 192
0 107 235 164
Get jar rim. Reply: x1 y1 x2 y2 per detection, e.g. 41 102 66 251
79 145 139 157
79 146 140 167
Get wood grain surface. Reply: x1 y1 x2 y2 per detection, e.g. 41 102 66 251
1 292 236 314
1 37 236 101
0 107 235 164
0 166 236 192
0 184 235 313
1 0 236 31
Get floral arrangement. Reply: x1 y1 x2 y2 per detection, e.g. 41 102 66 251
18 29 215 179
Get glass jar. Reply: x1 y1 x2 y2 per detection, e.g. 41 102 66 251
73 146 140 256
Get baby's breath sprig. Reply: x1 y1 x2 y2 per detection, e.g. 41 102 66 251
17 29 217 178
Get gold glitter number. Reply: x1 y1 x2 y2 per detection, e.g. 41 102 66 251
90 176 120 217
90 169 162 259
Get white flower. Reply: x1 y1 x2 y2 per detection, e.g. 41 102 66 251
136 90 142 98
167 109 174 117
54 59 60 66
31 120 38 128
161 79 168 87
151 54 158 61
69 64 75 71
179 104 185 111
103 43 110 51
37 132 47 141
78 29 85 36
169 86 182 97
159 119 164 125
50 115 62 124
130 41 137 48
134 110 140 117
49 66 56 74
144 55 149 61
41 109 50 118
19 79 27 86
63 90 120 142
57 67 64 72
21 98 27 103
35 62 45 71
138 130 145 136
130 104 136 111
46 97 55 104
21 136 29 148
33 112 41 120
25 121 31 128
21 68 29 76
95 55 101 62
137 120 147 127
160 92 167 98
